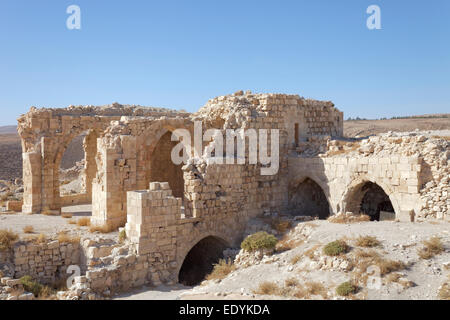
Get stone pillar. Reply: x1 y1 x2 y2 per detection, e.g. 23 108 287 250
41 137 60 213
91 135 137 229
83 131 98 200
22 152 42 214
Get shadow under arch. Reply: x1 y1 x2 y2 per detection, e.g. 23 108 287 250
138 121 194 198
177 235 230 286
341 177 400 221
288 174 332 219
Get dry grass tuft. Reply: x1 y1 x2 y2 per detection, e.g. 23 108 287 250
89 223 114 234
328 213 370 224
417 236 444 260
61 213 73 219
67 219 76 225
376 259 406 275
41 210 59 216
275 237 304 253
23 225 34 234
119 229 127 243
304 244 321 260
34 233 47 244
386 273 415 288
355 235 381 248
57 231 80 244
76 217 91 227
285 277 299 287
439 282 450 300
261 216 293 234
290 254 302 265
205 259 236 281
0 229 19 251
254 281 280 295
304 281 328 299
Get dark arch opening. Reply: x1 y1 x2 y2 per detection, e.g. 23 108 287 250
148 131 184 198
289 178 330 219
359 182 394 221
178 236 228 286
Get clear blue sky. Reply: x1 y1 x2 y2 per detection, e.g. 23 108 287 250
0 0 449 125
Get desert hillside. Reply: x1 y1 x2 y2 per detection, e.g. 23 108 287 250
344 115 450 138
0 114 449 180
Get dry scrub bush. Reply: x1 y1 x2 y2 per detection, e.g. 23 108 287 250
417 237 444 259
206 259 236 281
0 229 18 250
241 231 278 252
323 240 349 256
23 225 34 234
76 217 90 227
355 235 381 248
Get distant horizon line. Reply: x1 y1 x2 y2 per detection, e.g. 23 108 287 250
1 113 449 128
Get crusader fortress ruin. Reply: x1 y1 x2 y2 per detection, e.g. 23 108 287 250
2 91 448 297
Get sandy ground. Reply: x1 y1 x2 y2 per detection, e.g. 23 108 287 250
0 204 118 240
115 219 449 300
344 117 450 137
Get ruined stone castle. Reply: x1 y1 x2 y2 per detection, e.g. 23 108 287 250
13 91 448 293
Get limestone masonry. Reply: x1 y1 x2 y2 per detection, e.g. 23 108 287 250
7 91 448 297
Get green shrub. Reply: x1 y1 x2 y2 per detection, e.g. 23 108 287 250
241 231 278 252
20 276 43 297
323 240 349 256
336 281 357 296
119 230 127 243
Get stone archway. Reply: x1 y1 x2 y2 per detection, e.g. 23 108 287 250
146 130 185 198
288 177 331 219
55 129 99 207
343 180 397 221
178 236 229 286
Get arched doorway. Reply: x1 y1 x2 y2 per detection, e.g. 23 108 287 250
58 130 98 204
289 178 330 219
178 236 229 286
147 131 184 198
345 181 395 221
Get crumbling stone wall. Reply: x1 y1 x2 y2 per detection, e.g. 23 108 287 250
17 104 189 215
0 240 81 285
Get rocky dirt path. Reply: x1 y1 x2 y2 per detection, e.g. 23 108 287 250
115 219 449 300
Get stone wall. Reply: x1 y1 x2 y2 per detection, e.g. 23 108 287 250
0 239 81 285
